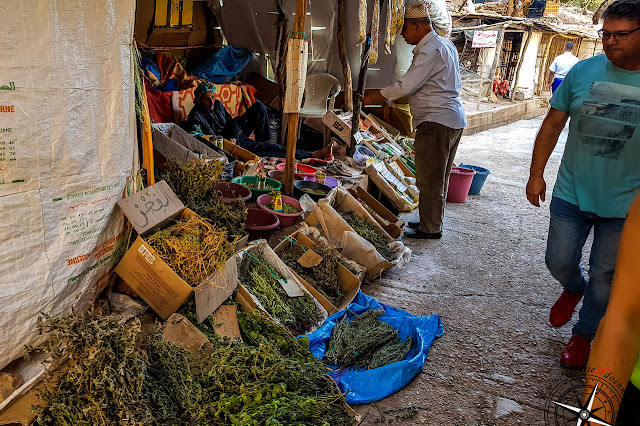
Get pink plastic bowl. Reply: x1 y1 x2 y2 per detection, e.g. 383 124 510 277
256 194 303 227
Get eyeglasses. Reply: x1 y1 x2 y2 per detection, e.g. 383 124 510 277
598 26 640 41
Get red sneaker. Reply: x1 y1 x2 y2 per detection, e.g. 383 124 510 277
561 335 591 368
549 290 584 328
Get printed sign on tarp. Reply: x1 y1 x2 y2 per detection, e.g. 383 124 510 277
0 0 137 370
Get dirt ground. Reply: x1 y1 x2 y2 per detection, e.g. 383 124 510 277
352 114 583 425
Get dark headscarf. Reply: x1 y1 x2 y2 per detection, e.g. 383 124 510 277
195 81 216 98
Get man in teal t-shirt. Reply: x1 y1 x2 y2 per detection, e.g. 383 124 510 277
526 0 640 369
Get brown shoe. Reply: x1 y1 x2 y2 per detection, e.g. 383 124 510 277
549 290 584 328
560 335 591 368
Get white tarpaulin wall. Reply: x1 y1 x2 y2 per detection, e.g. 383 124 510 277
0 0 137 370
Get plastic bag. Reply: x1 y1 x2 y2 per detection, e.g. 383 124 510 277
302 292 444 404
420 0 452 37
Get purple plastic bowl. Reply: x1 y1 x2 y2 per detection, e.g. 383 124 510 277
245 208 280 240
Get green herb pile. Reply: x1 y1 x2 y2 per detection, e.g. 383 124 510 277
158 163 247 239
339 211 396 261
278 245 342 306
266 202 299 214
324 309 413 370
245 182 275 190
240 252 319 335
146 214 236 287
301 187 328 196
28 313 354 426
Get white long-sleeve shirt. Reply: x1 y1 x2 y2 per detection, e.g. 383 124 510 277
380 31 467 130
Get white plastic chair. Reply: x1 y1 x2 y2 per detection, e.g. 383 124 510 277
298 73 341 146
299 73 341 118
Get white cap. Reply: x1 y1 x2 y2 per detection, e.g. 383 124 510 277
405 3 429 19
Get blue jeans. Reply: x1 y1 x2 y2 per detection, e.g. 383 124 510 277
545 197 626 339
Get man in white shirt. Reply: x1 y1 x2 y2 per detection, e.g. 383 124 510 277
547 42 579 93
364 3 466 239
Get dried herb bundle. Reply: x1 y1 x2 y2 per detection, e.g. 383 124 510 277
324 309 413 370
28 313 354 426
339 211 396 261
158 164 247 239
240 252 319 335
159 162 223 205
146 214 236 287
278 245 342 305
265 202 299 214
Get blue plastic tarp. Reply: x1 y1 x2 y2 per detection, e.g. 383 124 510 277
192 46 253 83
301 292 444 404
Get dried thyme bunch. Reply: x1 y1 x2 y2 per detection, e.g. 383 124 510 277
240 252 319 335
29 313 354 426
158 161 223 206
339 211 396 261
158 164 247 239
324 309 412 370
146 214 236 287
278 245 342 305
265 202 299 214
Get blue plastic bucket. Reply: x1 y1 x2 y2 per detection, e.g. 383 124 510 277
459 164 491 195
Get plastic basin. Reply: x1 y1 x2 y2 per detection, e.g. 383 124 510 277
212 181 251 202
293 180 331 202
275 162 317 178
256 194 303 227
303 175 341 188
231 176 282 201
267 169 305 183
458 164 491 195
446 167 476 203
245 208 280 241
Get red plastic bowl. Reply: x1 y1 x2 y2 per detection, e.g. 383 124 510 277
212 181 252 202
245 208 280 241
256 194 303 227
267 169 305 183
275 162 317 178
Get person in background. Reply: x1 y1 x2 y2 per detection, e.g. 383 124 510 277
364 3 466 239
585 194 640 425
546 42 579 93
184 82 333 159
526 0 640 368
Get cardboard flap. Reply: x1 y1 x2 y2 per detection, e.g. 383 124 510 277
195 256 239 323
117 181 184 236
210 305 243 343
114 236 193 320
162 313 209 353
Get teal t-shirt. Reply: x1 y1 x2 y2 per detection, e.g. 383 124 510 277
549 54 640 218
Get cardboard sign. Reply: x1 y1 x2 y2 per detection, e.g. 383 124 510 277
117 181 184 236
297 249 323 268
162 314 209 353
211 305 243 343
472 30 498 48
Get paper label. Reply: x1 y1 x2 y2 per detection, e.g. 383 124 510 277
297 249 323 267
278 278 304 297
138 244 156 264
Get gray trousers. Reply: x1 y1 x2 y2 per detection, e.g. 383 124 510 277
414 121 463 233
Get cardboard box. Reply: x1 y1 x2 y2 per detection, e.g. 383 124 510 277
323 111 405 157
348 187 404 239
152 123 226 170
115 182 239 322
273 232 360 315
235 242 328 333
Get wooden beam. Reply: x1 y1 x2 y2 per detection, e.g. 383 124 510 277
510 27 532 102
351 34 371 154
337 0 353 112
283 0 307 195
486 27 505 97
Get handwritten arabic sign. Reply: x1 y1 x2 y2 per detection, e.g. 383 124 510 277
117 180 184 236
0 82 15 91
472 30 498 48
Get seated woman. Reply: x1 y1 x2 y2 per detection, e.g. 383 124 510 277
183 82 333 159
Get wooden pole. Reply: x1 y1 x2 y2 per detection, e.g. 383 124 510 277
337 0 353 112
487 27 505 97
283 0 307 195
510 27 532 102
477 48 485 111
351 34 371 154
